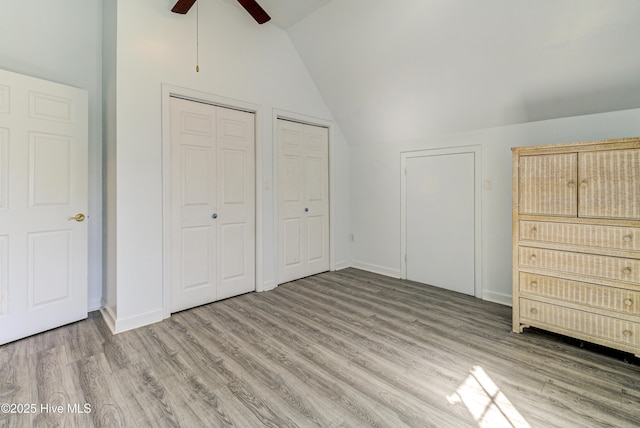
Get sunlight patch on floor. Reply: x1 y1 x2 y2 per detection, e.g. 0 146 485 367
447 366 530 428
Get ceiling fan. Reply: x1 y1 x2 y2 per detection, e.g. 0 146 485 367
171 0 271 24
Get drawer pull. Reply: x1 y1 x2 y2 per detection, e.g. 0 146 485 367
530 281 538 288
530 227 537 235
530 254 537 262
624 299 633 306
530 308 538 315
623 235 633 243
623 267 632 275
567 180 576 188
580 179 588 187
623 330 633 338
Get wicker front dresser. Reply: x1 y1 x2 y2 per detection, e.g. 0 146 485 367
512 137 640 357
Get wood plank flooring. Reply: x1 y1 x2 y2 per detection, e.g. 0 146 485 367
2 268 639 427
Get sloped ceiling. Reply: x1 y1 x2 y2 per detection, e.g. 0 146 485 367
286 0 640 145
219 0 332 28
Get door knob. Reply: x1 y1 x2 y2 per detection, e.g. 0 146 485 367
304 208 309 212
212 213 218 219
68 213 85 222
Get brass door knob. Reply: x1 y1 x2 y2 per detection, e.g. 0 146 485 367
68 213 86 222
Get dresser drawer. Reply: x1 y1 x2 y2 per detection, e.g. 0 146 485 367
520 221 640 251
519 247 640 284
519 299 640 347
519 273 640 315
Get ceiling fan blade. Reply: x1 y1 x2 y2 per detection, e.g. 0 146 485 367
237 0 271 24
171 0 197 14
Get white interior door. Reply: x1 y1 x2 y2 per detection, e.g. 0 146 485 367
170 97 254 312
0 69 88 344
405 151 476 295
215 106 255 300
277 119 329 284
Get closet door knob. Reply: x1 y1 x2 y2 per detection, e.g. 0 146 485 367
68 213 85 222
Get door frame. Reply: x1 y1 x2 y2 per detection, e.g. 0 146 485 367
161 84 262 319
400 145 482 298
273 109 334 287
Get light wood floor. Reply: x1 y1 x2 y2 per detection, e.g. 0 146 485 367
1 268 639 427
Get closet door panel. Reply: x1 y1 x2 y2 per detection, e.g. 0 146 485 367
277 119 329 284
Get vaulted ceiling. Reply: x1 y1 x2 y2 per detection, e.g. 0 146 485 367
273 0 640 146
219 0 333 28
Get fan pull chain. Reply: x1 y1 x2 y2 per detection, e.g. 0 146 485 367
195 0 200 72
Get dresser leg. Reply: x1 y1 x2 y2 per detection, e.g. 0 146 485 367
513 324 528 333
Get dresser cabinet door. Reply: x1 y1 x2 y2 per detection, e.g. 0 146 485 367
519 153 578 216
578 149 640 219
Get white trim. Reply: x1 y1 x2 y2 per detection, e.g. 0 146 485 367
113 308 164 334
334 261 350 271
483 290 512 307
349 260 402 279
400 145 483 299
161 83 263 318
260 280 276 293
99 301 116 334
272 108 335 286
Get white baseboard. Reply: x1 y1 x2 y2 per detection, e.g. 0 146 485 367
99 301 117 334
99 302 163 334
114 308 164 333
349 260 402 279
333 261 350 271
258 280 276 292
483 290 512 307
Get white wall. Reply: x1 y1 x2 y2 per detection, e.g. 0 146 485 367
0 0 103 310
350 108 640 305
106 0 350 330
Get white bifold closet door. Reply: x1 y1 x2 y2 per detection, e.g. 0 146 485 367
0 69 88 345
277 119 329 284
170 97 255 312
